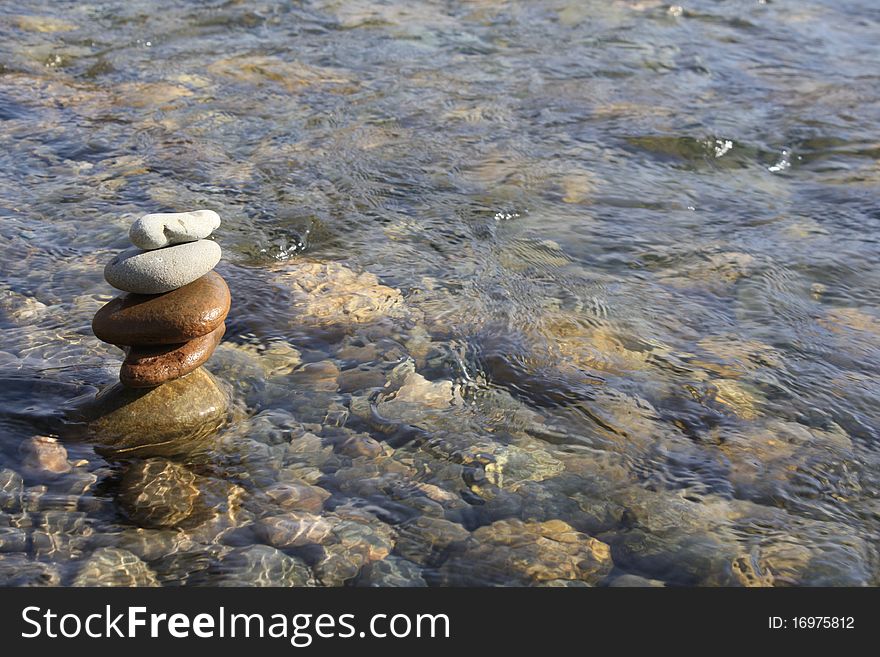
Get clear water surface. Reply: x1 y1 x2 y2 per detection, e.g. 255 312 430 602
1 0 879 586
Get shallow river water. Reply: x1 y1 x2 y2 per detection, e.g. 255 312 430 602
1 0 880 586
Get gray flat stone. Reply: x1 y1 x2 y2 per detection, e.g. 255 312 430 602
104 240 221 294
130 210 221 250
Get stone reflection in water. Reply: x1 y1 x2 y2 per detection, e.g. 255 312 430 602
120 458 217 529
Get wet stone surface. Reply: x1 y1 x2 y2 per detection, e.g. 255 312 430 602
437 519 613 586
75 367 231 458
122 324 225 388
206 545 314 587
92 271 231 346
72 547 160 587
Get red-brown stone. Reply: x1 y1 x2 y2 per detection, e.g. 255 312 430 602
119 323 226 388
92 271 230 346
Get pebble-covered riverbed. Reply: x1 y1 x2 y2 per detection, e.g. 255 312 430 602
1 0 880 586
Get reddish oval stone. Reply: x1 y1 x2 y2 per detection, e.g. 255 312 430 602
120 323 226 388
92 271 230 346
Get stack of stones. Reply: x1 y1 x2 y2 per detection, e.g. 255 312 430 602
92 210 229 387
69 210 232 459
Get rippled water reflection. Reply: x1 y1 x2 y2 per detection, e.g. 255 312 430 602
1 0 879 586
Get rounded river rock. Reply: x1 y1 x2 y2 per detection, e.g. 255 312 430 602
129 210 221 250
120 323 226 387
75 367 229 459
104 239 221 294
92 271 230 346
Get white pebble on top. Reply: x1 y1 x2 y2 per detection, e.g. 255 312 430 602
129 210 221 250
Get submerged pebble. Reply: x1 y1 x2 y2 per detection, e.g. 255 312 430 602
438 519 613 586
357 557 427 587
208 545 315 587
118 459 204 528
0 470 24 512
264 481 330 514
256 512 334 549
0 554 61 587
19 436 71 475
72 547 160 587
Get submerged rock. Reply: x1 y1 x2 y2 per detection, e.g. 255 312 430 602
264 481 330 514
313 513 396 586
19 436 72 476
337 365 387 394
0 554 61 587
13 15 78 33
117 527 200 563
222 340 303 378
118 459 204 528
395 516 470 566
29 511 95 562
0 288 48 324
608 574 666 587
72 548 160 587
0 469 24 512
438 519 612 586
206 54 356 94
327 431 384 459
331 517 395 562
73 367 229 458
0 527 28 552
716 419 854 502
288 360 340 392
256 512 334 549
465 441 565 497
208 545 314 587
385 368 457 408
149 545 230 586
272 261 405 326
356 557 427 587
731 542 815 587
710 378 763 420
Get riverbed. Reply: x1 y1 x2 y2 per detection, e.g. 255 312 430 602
1 0 879 586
